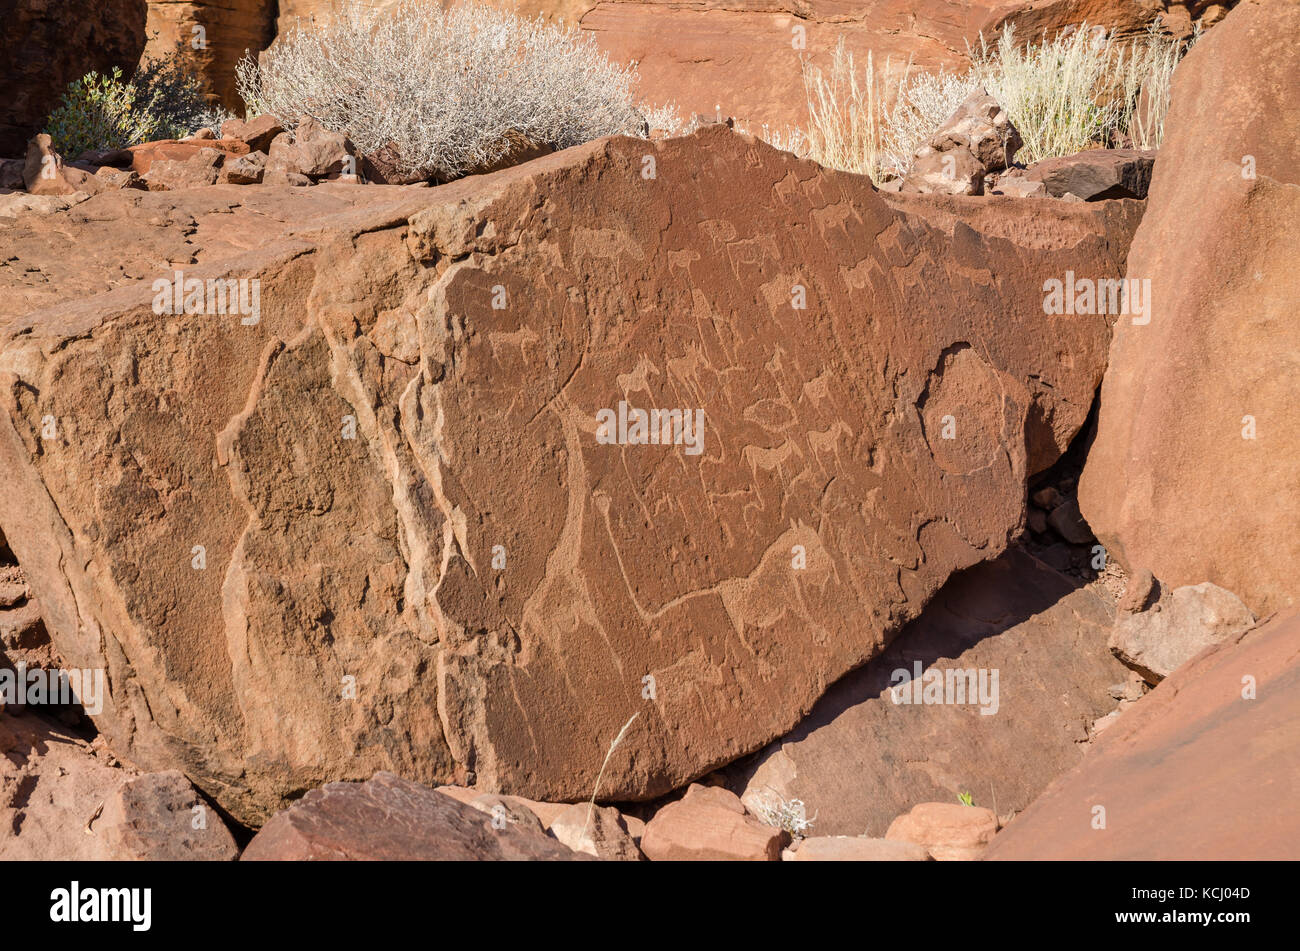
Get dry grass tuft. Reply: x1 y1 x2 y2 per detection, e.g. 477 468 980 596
794 23 1193 182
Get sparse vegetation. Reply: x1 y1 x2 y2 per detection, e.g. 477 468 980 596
581 713 638 844
750 792 817 837
44 43 232 158
44 68 157 159
958 791 975 807
802 42 977 182
796 22 1194 182
236 0 647 181
642 101 693 137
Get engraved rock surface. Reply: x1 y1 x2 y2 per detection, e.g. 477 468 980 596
0 127 1138 824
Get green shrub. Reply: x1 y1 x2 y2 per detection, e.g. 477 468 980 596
44 45 235 158
45 68 155 158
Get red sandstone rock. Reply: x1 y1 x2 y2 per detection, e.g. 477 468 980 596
549 802 644 860
0 712 237 860
435 784 573 826
265 118 358 181
21 136 78 197
1110 581 1255 683
143 147 226 190
985 610 1300 860
128 139 250 175
991 175 1049 198
244 1 1224 135
641 790 788 861
0 128 1138 825
787 836 931 861
1024 148 1157 200
96 770 240 860
143 1 277 111
220 151 269 185
903 149 989 196
242 772 586 860
727 548 1128 836
0 193 88 219
466 792 548 835
1078 0 1300 617
924 89 1023 172
221 116 286 154
886 801 999 860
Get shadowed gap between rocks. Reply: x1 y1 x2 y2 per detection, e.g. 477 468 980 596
693 397 1131 837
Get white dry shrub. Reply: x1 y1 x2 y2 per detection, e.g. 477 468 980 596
877 67 979 179
735 119 807 157
236 0 645 180
801 23 1192 182
750 793 817 837
641 101 690 137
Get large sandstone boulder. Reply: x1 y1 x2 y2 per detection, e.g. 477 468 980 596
242 771 585 859
641 783 787 861
1077 0 1300 617
0 127 1138 825
901 89 1023 196
128 138 250 175
21 135 80 197
886 801 999 860
726 548 1129 836
1022 148 1157 200
0 0 148 156
985 610 1300 860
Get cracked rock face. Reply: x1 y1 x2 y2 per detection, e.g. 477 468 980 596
0 128 1138 824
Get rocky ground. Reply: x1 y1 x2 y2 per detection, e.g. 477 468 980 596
0 0 1294 862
